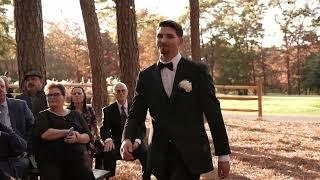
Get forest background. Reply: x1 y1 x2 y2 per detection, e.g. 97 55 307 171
0 0 320 96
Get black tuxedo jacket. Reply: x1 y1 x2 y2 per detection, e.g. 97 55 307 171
123 57 231 175
100 102 145 146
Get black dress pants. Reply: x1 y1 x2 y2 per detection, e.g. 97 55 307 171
154 141 200 180
39 158 94 180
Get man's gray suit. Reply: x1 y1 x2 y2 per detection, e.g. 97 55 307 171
0 98 34 178
7 98 34 143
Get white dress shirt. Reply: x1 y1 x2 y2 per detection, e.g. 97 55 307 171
159 53 181 97
116 101 128 116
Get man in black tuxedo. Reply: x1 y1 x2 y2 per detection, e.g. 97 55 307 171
121 20 231 180
100 82 149 180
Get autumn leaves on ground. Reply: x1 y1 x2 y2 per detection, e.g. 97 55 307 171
109 118 320 180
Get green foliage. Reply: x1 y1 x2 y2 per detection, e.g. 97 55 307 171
214 46 251 85
95 0 117 34
303 54 320 92
0 0 15 60
197 0 265 84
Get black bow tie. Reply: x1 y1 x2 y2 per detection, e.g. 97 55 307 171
158 62 173 71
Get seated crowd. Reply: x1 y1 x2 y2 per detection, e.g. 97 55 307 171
0 71 149 180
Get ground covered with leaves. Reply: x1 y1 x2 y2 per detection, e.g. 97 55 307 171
110 118 320 179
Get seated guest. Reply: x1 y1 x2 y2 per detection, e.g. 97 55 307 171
0 122 28 180
0 77 34 179
100 82 150 180
33 83 94 180
68 86 99 168
16 70 48 116
0 76 13 98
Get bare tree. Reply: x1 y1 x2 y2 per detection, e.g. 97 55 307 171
14 0 46 90
80 0 107 123
115 0 139 100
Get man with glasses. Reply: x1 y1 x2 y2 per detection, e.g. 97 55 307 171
0 77 34 179
100 82 150 180
16 70 48 116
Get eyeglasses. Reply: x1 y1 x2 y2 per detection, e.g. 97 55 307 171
115 89 126 93
46 92 62 98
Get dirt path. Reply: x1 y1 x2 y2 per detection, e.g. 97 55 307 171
222 112 320 122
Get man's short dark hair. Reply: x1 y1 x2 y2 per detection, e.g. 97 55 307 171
159 20 183 37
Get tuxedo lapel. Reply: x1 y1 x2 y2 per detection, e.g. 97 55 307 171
7 99 17 131
112 102 121 122
152 65 170 101
170 58 186 102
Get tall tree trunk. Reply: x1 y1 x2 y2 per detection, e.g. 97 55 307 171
189 0 201 61
14 0 46 90
115 0 139 100
283 32 292 94
296 45 301 94
285 53 291 94
80 0 107 124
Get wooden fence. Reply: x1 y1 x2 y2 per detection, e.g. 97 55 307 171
216 80 263 120
9 81 263 119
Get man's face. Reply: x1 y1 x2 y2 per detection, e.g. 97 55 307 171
156 26 182 61
25 76 43 92
114 84 128 103
0 79 7 103
71 87 85 104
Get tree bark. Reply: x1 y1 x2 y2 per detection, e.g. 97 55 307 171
80 0 107 124
115 0 139 100
189 0 201 61
14 0 46 90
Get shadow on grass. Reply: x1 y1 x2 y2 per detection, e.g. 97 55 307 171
230 145 320 179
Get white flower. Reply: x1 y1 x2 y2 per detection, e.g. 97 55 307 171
179 80 192 92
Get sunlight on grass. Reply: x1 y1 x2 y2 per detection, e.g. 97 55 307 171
219 95 320 115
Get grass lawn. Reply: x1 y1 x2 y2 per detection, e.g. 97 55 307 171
218 95 320 115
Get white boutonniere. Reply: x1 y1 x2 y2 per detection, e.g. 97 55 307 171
179 80 192 92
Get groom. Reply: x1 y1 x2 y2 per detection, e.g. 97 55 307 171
121 20 231 179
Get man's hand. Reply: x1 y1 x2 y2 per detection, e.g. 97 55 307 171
120 139 134 161
218 161 230 179
132 141 140 151
103 140 115 152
